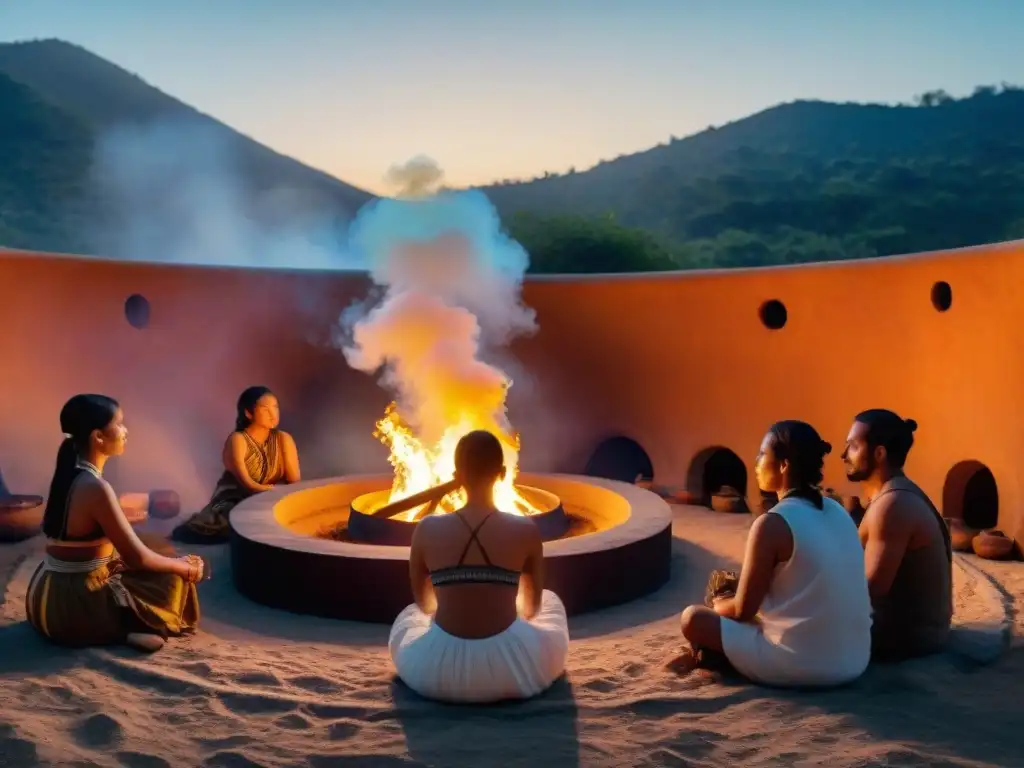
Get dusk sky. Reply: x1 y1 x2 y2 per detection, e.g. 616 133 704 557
4 0 1023 194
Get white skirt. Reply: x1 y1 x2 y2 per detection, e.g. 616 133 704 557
389 589 570 704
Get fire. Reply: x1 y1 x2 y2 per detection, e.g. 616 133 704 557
374 403 541 521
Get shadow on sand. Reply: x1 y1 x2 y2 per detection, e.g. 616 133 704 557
776 647 1024 765
392 677 581 768
569 533 741 640
186 545 393 647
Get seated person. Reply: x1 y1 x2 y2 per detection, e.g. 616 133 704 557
173 386 300 544
674 421 872 688
841 409 952 660
389 430 569 704
27 394 204 653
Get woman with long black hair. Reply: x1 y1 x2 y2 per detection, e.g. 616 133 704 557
26 394 203 653
172 385 301 544
673 420 872 687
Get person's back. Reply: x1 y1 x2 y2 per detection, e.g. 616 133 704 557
389 430 569 703
862 476 952 658
419 501 537 639
758 495 873 684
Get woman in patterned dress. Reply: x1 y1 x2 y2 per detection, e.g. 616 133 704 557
172 386 301 544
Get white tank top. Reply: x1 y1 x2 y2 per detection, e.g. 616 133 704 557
759 495 873 680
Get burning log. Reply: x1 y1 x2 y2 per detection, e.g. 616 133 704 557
370 479 462 520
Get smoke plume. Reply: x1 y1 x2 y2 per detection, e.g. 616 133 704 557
339 157 536 450
86 118 361 270
384 155 445 198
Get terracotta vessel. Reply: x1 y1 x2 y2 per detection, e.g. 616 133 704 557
0 467 44 543
945 518 978 552
711 487 748 514
119 493 150 526
149 490 181 520
972 529 1014 560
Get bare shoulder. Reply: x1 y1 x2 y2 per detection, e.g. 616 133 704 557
227 431 247 448
752 509 790 539
71 472 116 509
277 430 297 447
863 491 913 535
504 510 542 538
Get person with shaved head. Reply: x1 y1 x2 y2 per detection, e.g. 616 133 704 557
389 429 569 703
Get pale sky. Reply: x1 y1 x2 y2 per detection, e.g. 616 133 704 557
3 0 1023 194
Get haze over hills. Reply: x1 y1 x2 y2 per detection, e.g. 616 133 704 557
0 40 373 212
0 39 373 262
2 38 1023 271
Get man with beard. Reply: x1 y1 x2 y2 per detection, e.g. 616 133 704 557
841 409 952 660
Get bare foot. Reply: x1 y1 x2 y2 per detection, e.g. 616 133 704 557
126 633 165 653
665 648 701 676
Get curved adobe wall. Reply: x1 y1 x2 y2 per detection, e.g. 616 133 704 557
1 243 1022 548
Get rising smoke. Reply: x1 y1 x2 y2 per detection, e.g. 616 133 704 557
339 156 537 451
87 118 360 269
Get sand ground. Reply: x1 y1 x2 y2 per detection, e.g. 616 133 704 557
1 505 1021 768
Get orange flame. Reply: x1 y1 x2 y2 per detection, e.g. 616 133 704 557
374 402 540 521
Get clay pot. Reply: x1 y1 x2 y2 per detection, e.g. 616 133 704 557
972 529 1014 560
0 495 44 543
119 493 150 526
946 518 978 552
711 487 748 514
149 490 181 520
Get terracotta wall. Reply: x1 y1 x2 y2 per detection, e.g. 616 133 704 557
1 243 1021 546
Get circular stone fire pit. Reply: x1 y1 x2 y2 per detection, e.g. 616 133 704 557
230 472 672 623
346 485 570 546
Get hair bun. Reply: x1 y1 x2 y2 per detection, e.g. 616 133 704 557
820 440 832 455
904 418 918 433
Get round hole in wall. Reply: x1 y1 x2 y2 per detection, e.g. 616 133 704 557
931 281 952 312
758 299 787 330
124 294 151 329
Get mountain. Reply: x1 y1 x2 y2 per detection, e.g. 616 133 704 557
489 86 1024 268
0 69 92 252
0 39 374 255
3 38 1024 271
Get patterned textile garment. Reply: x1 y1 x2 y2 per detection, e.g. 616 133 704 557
172 430 285 544
25 554 200 647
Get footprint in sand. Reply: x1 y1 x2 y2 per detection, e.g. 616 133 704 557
195 735 253 750
0 724 38 765
620 661 647 678
180 661 214 677
116 752 172 768
274 713 311 730
70 712 124 749
234 671 283 687
202 750 264 767
218 691 298 716
288 675 341 694
580 677 617 693
327 720 360 740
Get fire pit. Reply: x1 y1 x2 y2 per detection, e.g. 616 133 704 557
343 484 570 546
229 472 672 623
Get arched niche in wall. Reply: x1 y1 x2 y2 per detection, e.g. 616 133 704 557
685 446 748 506
583 436 654 484
942 460 998 530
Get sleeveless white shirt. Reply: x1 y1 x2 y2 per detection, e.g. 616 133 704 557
721 495 873 687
